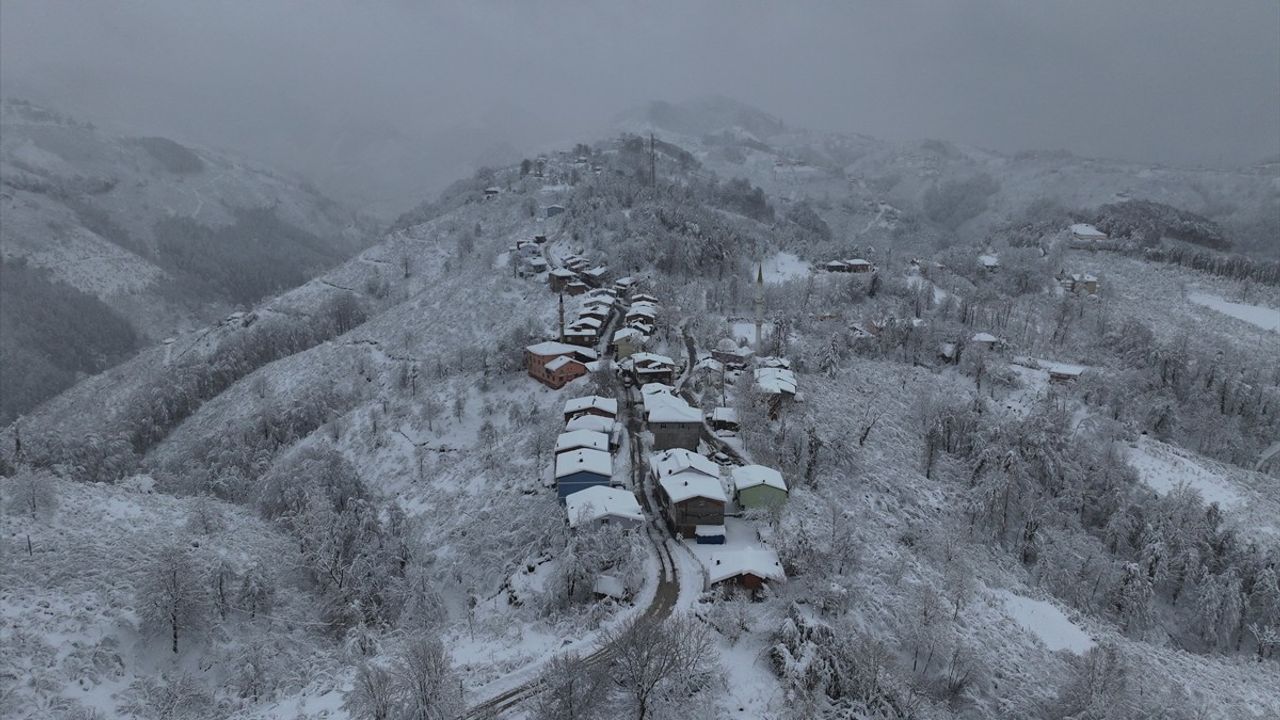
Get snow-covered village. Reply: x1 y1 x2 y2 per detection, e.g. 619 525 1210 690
2 4 1280 719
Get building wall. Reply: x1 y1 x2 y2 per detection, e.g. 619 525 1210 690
664 496 725 536
737 485 787 510
557 471 612 499
651 422 701 451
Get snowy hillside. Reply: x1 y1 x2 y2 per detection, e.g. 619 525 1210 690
0 98 375 423
4 121 1279 719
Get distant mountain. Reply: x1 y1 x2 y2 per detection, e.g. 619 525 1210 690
0 98 376 423
615 97 1280 254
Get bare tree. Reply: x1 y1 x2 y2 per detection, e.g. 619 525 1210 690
5 468 57 520
345 663 396 720
138 544 207 654
395 634 463 720
532 652 609 720
602 614 717 720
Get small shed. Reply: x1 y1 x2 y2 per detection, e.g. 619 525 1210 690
731 465 788 509
546 204 566 218
695 525 726 545
970 332 1001 352
1070 223 1107 243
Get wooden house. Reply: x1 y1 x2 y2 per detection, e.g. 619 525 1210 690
563 395 618 423
582 266 610 288
565 486 643 529
525 341 598 389
543 355 589 389
610 327 646 358
709 407 739 433
824 260 851 273
707 548 785 592
731 465 788 510
549 268 577 292
652 449 725 536
555 448 612 499
1059 272 1099 295
561 328 598 347
641 386 703 450
844 258 874 273
630 292 658 305
565 280 590 296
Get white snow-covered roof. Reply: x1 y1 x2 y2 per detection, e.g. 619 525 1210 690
556 430 610 454
550 268 577 278
732 464 787 493
566 486 643 528
1039 360 1086 376
825 260 848 268
708 548 786 584
711 407 738 423
631 352 675 368
695 524 726 537
570 316 603 330
626 305 658 319
659 471 727 504
971 332 999 343
755 367 797 395
845 258 872 266
1070 223 1106 238
593 574 626 598
614 276 635 286
484 186 501 193
546 356 585 373
978 254 1000 267
565 414 615 434
613 327 643 342
564 396 618 417
694 357 724 373
585 266 609 278
631 293 658 303
649 403 702 423
757 356 790 369
555 448 612 479
651 448 719 479
526 340 581 357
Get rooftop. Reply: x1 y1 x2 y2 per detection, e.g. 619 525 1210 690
731 464 787 493
651 448 720 479
564 395 618 417
659 471 727 504
566 486 643 528
555 448 612 479
555 429 611 454
708 548 786 584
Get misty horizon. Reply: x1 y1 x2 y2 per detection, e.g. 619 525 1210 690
3 1 1278 216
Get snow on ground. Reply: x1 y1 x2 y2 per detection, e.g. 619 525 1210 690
1187 291 1279 332
992 589 1094 654
1125 436 1245 508
761 251 811 284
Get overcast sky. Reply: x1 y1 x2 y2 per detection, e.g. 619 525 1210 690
3 1 1277 211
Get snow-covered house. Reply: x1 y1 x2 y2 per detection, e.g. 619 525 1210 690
844 258 874 273
555 429 611 455
707 548 786 592
970 332 1001 352
978 254 1000 272
525 341 597 389
565 486 644 529
711 338 753 369
1070 223 1107 244
641 385 702 450
546 204 566 218
582 266 610 288
621 352 676 386
563 395 618 423
565 280 590 297
1059 271 1099 295
555 448 613 499
824 260 851 273
731 464 788 510
549 267 577 293
652 449 726 536
565 414 621 451
610 327 646 358
561 327 598 347
709 407 739 433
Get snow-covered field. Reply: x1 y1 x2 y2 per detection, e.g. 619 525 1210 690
1187 291 1279 332
992 589 1095 654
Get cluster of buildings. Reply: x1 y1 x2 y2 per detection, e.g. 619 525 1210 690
548 253 612 296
